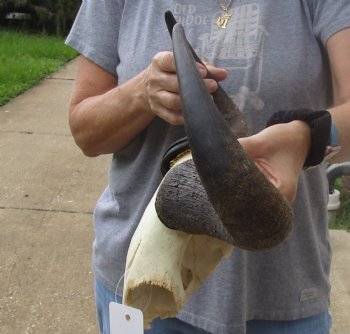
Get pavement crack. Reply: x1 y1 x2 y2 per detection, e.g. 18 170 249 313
47 77 75 81
0 206 93 215
0 129 71 136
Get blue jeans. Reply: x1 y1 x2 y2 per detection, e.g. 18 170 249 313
94 279 207 334
94 279 331 334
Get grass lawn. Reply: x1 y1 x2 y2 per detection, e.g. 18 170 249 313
0 30 78 106
330 176 350 231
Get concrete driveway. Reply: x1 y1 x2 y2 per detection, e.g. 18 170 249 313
0 59 349 333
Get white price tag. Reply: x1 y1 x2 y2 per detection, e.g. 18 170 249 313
109 302 144 334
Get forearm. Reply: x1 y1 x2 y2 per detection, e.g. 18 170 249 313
325 28 350 163
69 70 154 157
68 53 228 157
328 100 350 163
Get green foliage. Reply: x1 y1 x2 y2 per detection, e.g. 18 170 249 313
329 176 350 231
0 30 78 106
0 0 81 35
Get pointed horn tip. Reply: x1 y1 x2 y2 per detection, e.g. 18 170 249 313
165 11 178 36
165 10 173 18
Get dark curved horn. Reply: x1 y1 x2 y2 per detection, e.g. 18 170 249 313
165 11 248 137
159 23 293 249
172 23 248 194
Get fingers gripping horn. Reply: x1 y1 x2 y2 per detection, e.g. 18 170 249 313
164 10 248 137
155 22 293 250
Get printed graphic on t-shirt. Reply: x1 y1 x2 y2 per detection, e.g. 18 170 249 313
173 1 267 111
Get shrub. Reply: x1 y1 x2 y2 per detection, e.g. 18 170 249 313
0 0 81 36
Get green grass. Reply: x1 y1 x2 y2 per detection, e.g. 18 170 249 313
329 177 350 231
0 30 78 106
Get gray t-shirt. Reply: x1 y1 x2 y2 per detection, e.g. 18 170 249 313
66 1 350 333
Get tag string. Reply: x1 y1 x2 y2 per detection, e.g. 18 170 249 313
115 270 153 313
115 270 127 303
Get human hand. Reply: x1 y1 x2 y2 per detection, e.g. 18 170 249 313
142 51 228 125
238 121 311 203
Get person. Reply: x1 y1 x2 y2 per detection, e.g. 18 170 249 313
66 1 350 333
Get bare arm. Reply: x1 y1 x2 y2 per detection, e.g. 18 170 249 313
238 28 350 202
68 54 227 157
326 27 350 162
68 56 154 157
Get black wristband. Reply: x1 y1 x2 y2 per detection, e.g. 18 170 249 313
160 137 190 175
266 109 332 167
